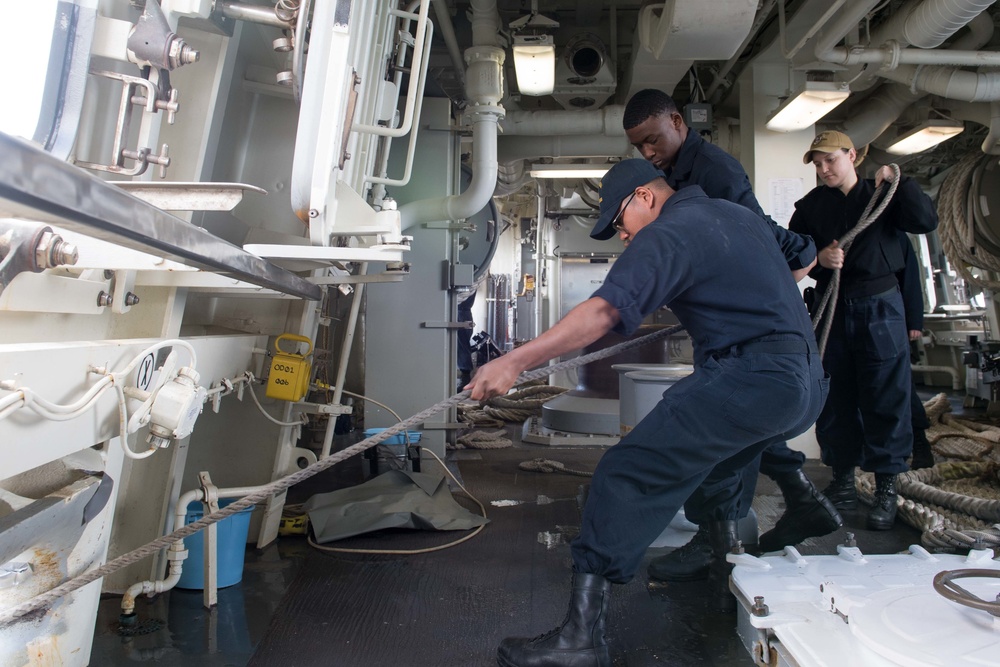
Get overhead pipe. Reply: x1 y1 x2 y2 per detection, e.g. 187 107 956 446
433 0 466 87
499 107 626 136
842 12 995 145
875 11 1000 101
399 0 503 230
497 135 631 164
817 0 1000 69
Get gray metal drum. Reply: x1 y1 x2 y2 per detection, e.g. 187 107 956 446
617 366 692 435
613 363 691 435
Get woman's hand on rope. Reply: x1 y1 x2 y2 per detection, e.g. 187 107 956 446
465 355 523 402
818 240 844 269
874 164 897 188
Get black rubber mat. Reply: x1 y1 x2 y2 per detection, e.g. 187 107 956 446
247 445 758 667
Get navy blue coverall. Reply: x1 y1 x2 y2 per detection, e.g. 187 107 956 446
664 128 816 522
789 177 937 474
572 187 827 582
897 234 932 446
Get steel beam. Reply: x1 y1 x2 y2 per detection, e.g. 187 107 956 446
0 132 320 300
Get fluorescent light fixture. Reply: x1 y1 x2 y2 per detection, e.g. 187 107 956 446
529 164 610 179
885 120 964 155
765 81 851 132
513 35 555 96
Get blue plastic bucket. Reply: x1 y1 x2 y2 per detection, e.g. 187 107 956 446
176 498 255 590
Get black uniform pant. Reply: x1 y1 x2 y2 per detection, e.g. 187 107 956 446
683 440 805 525
817 287 912 474
571 338 827 583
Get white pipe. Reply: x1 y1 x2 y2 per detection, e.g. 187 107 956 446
497 135 630 163
499 107 626 136
827 46 1000 68
433 0 466 86
120 482 271 615
843 11 996 143
397 0 502 230
818 0 999 67
843 83 924 147
880 64 1000 101
912 364 962 390
812 0 884 62
469 0 501 47
399 116 500 228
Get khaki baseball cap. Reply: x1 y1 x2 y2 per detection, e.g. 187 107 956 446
803 130 866 166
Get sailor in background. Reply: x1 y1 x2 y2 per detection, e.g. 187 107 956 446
790 131 938 530
468 159 827 667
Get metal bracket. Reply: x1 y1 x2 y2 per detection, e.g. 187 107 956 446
0 221 79 296
74 69 176 177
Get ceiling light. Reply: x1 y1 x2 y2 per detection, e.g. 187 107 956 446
529 163 610 179
765 81 851 133
512 35 555 96
885 120 964 155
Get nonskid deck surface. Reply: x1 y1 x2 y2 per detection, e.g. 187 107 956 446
93 427 928 667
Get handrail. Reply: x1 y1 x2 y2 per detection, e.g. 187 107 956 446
365 18 434 186
352 4 432 138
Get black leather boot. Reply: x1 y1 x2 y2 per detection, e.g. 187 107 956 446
910 430 934 470
867 473 898 530
758 469 843 552
707 520 740 612
647 524 712 582
497 572 612 667
821 466 858 510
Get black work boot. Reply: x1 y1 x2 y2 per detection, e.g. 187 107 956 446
707 520 740 612
910 430 934 470
497 572 611 667
867 473 899 530
647 524 712 582
758 469 843 552
821 466 858 510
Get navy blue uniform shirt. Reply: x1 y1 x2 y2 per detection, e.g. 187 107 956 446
667 128 816 270
789 176 937 299
592 187 814 365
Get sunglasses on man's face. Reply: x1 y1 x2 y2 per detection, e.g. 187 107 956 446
611 190 637 232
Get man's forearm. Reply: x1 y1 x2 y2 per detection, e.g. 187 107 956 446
504 297 621 373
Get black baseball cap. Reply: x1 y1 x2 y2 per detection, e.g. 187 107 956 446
591 159 664 240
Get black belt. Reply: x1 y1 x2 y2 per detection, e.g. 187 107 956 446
719 337 817 358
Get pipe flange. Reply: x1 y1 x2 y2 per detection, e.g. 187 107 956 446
881 39 901 71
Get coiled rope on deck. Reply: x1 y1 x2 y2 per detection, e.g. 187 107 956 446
811 164 901 355
518 457 594 477
0 323 684 626
856 393 1000 553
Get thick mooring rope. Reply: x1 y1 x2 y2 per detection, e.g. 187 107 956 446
937 152 1000 292
0 323 685 626
518 458 593 477
857 394 1000 553
811 164 901 355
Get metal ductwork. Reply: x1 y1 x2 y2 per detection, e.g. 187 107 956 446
842 10 995 144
